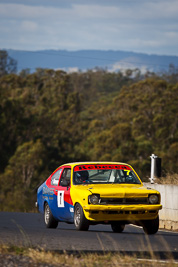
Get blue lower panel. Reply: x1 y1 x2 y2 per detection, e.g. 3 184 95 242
37 183 74 223
50 195 74 223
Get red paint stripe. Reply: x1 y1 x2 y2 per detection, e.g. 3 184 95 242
74 164 131 171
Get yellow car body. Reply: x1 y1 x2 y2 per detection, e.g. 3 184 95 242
69 162 162 223
71 184 162 222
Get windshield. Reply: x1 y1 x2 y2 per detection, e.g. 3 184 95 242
73 164 141 185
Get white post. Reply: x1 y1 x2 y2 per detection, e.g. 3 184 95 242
149 154 158 184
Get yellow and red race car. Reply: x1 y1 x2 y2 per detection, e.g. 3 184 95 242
37 162 162 234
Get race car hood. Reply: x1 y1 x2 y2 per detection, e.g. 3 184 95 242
85 184 158 198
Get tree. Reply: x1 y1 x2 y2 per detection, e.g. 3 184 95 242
0 50 17 77
0 140 45 211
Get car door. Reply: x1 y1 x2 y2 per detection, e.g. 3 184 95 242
47 168 63 216
51 167 74 222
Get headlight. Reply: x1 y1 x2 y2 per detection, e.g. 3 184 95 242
88 194 100 205
149 194 159 204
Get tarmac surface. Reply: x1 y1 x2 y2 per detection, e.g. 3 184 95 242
0 212 178 260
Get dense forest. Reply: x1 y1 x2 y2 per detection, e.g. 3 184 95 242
0 50 178 211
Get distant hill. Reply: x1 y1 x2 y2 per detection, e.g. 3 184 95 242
6 49 178 73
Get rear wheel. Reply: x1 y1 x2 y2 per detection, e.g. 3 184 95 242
44 202 58 228
111 222 125 233
74 203 89 231
142 215 159 235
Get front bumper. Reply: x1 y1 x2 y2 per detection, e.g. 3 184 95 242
83 204 162 221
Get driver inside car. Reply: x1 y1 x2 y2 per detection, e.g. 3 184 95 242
74 170 90 184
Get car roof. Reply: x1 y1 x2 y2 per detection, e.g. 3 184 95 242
60 161 131 168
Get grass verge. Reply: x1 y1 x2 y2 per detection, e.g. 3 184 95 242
0 245 178 266
152 173 178 185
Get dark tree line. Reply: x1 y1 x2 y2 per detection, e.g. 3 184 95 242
0 50 177 211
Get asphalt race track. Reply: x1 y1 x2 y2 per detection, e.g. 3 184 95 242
0 212 178 260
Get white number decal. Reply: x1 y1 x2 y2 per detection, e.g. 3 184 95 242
57 191 64 207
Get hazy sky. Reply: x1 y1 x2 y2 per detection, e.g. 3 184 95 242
0 0 178 55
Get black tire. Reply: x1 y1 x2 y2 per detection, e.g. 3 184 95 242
111 222 125 233
74 203 89 231
142 215 159 235
44 202 58 228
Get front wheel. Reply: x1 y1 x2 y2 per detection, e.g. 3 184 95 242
142 215 159 235
111 222 125 233
74 203 89 231
44 202 58 228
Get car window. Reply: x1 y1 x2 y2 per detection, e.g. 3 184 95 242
73 164 141 185
51 169 62 186
59 168 71 187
